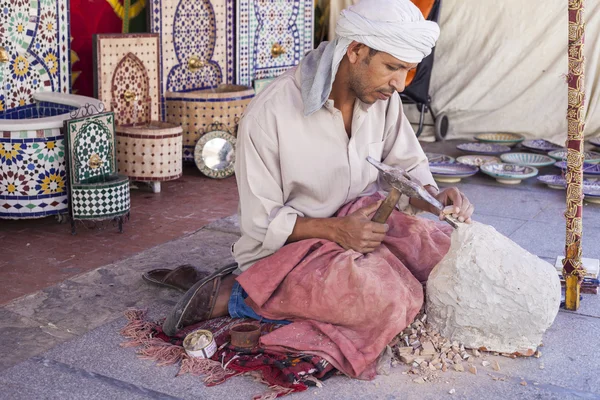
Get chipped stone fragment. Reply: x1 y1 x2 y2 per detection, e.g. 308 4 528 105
454 363 464 372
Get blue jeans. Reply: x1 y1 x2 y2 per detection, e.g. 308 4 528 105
228 281 290 325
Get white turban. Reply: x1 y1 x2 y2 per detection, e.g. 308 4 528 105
335 0 440 64
301 0 440 115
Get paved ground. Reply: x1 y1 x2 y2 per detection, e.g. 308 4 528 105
1 140 600 399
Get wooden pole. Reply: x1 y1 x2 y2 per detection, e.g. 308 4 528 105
563 0 587 310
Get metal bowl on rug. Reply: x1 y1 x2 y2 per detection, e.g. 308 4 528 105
553 161 600 179
500 152 556 167
474 133 525 147
425 153 455 163
589 137 600 149
520 139 563 154
537 174 566 190
548 149 600 163
456 155 501 167
480 163 539 184
583 182 600 204
456 142 511 155
429 162 479 183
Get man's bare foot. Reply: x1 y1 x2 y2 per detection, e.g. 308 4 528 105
211 274 236 317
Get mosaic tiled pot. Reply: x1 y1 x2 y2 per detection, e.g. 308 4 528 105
236 0 314 86
165 85 254 161
115 122 183 192
0 93 103 219
64 111 130 233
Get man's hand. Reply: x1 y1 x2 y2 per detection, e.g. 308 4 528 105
332 200 389 253
433 187 474 223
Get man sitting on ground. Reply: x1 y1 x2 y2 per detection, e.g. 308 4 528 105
159 0 474 378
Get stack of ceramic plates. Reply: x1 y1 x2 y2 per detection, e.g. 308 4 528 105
500 153 555 167
589 137 600 150
429 162 478 183
480 163 538 184
521 139 562 154
537 175 566 189
425 153 455 163
456 155 500 166
548 149 600 163
553 161 600 179
474 133 525 147
456 143 511 155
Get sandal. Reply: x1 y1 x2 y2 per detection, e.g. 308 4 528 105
162 262 238 336
142 264 209 292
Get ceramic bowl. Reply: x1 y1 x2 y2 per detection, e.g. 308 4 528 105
521 139 563 153
456 142 511 155
589 137 600 149
456 155 501 166
500 152 556 167
429 162 479 183
548 149 600 163
480 163 539 184
584 182 600 204
474 133 525 147
425 153 455 163
537 174 566 189
553 161 600 179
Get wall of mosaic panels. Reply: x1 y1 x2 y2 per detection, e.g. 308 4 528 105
237 0 314 87
0 0 70 113
149 0 235 117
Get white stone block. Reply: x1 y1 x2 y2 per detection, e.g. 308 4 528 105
426 222 561 354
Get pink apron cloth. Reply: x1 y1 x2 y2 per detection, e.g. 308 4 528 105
236 194 452 379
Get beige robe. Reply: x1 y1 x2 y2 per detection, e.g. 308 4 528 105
233 66 436 272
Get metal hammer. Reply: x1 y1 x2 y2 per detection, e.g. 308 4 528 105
367 156 459 229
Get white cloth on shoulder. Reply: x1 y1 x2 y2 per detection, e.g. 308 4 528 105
301 0 440 115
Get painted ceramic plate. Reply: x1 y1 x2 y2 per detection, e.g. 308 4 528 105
480 163 538 184
588 137 600 149
500 152 556 167
553 161 600 178
426 153 455 163
537 174 566 189
429 162 478 183
456 155 501 166
548 149 600 163
456 143 511 155
521 139 562 153
584 182 600 204
474 133 525 147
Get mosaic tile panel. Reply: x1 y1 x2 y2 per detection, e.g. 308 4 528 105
165 85 254 161
115 122 183 181
0 129 68 218
94 34 161 123
236 0 314 87
64 112 117 185
71 177 130 219
149 0 235 118
0 0 70 112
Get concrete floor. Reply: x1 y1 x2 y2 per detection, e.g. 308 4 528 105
1 140 599 400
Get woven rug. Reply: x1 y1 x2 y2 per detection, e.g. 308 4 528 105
120 310 337 399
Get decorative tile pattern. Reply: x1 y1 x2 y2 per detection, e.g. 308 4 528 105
115 122 183 181
64 111 130 223
165 86 254 161
0 0 70 112
149 0 235 118
0 128 68 219
94 34 161 123
64 112 117 184
71 177 130 219
237 0 313 86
